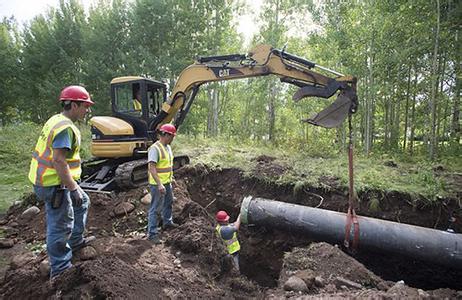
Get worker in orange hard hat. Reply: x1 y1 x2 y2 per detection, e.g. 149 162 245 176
28 85 96 278
215 210 241 273
146 123 179 244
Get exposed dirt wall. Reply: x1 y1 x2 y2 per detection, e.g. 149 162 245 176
0 163 461 299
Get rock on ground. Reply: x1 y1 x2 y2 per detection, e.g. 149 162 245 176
284 276 308 292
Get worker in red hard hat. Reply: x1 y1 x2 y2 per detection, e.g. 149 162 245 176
28 85 96 278
147 123 179 244
215 210 241 273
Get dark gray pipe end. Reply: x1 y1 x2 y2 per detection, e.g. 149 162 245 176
240 196 253 224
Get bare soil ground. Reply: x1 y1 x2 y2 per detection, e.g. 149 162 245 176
0 159 461 299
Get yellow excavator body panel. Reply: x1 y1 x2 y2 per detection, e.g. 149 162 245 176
90 116 134 135
110 76 145 84
91 140 139 158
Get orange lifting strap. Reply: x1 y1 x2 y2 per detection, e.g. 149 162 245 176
344 115 360 252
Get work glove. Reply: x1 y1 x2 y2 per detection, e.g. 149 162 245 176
70 188 83 207
158 183 166 195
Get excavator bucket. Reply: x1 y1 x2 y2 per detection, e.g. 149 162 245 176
296 86 357 129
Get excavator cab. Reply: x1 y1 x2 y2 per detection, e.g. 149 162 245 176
111 77 166 120
111 77 166 138
90 77 166 158
81 77 171 191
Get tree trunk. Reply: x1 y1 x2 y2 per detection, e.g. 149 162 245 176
268 81 276 141
387 82 398 150
429 0 440 160
392 84 401 150
403 65 412 151
266 0 281 142
365 38 375 154
451 28 461 149
436 55 447 149
442 82 451 149
409 72 418 154
207 86 219 137
384 92 389 150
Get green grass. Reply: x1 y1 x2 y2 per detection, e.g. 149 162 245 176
0 123 38 212
0 122 91 213
1 123 460 213
175 135 461 202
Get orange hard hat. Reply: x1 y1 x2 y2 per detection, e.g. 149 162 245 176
216 210 229 222
159 123 177 136
59 85 94 105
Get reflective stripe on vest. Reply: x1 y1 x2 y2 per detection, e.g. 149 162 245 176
148 141 173 185
28 114 81 186
215 224 240 254
133 99 142 110
31 151 80 169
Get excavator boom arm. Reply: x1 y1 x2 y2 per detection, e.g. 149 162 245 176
81 44 358 192
150 44 357 131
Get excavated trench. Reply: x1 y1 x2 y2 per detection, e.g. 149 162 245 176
181 166 462 291
1 163 461 298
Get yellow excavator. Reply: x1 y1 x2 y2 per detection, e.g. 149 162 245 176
80 44 358 192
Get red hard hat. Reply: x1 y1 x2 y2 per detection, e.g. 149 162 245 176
59 85 94 105
159 123 177 136
216 211 229 222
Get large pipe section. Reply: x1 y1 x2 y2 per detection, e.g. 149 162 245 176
240 196 462 269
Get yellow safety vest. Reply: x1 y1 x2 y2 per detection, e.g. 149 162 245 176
28 114 81 186
216 224 240 254
148 141 173 185
133 99 142 110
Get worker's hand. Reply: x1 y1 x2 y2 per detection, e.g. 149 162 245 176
158 183 166 195
70 188 83 207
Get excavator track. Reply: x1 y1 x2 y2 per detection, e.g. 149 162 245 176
114 159 149 189
114 155 190 190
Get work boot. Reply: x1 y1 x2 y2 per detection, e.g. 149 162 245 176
162 222 179 231
149 236 162 245
72 236 96 252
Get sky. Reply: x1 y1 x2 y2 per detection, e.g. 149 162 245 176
0 0 262 43
0 0 90 24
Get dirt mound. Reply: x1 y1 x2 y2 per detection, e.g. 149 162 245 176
268 242 460 299
252 155 290 179
1 164 461 298
281 243 384 289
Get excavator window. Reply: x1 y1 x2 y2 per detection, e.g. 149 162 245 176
113 83 142 116
147 84 165 118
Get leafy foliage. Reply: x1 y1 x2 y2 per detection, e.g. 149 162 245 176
1 0 459 160
0 0 459 212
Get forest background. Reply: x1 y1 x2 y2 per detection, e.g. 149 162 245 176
0 0 460 210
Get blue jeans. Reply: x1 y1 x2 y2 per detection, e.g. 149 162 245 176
34 185 90 277
147 183 173 239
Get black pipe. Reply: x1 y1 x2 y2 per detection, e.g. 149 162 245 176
240 196 462 269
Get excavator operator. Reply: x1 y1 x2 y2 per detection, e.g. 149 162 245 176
133 83 142 111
